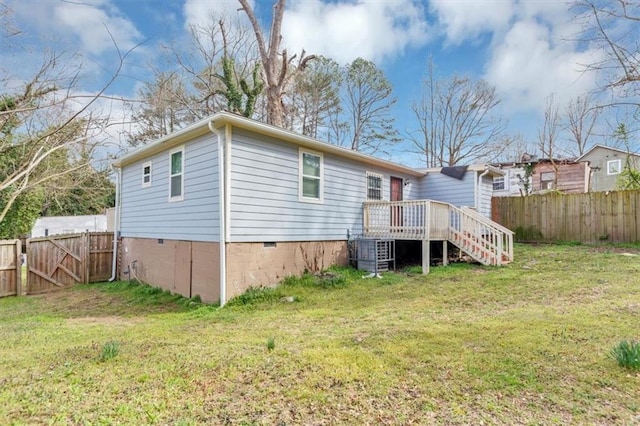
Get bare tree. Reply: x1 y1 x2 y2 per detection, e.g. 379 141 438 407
565 94 600 156
126 70 194 147
167 15 260 119
537 95 563 189
573 0 639 109
341 58 399 154
410 60 507 167
1 7 131 235
238 0 315 127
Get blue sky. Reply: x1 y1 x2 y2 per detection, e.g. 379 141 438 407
2 0 625 167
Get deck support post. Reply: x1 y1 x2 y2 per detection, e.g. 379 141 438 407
422 240 430 274
442 241 448 266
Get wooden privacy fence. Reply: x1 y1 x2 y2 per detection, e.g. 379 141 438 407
0 232 113 298
492 190 640 243
0 239 22 297
25 232 114 295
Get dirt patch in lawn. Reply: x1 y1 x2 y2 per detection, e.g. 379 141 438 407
29 285 188 318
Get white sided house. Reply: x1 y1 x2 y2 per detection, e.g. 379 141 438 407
32 214 108 237
112 112 513 305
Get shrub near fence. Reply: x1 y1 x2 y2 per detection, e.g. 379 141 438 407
492 190 640 243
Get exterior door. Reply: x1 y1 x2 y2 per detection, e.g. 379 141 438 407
390 177 403 230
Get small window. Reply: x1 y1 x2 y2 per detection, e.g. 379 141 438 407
169 147 184 202
142 161 152 187
492 176 505 191
607 159 621 175
366 172 383 200
299 149 323 202
540 171 555 190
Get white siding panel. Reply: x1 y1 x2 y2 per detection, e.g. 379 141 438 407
229 130 418 242
120 134 220 241
479 174 493 218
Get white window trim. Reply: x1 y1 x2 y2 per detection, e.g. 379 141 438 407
168 146 185 202
142 161 152 188
492 176 505 191
298 148 323 204
366 171 383 200
607 158 621 175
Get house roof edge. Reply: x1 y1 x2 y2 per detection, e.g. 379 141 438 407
113 112 424 177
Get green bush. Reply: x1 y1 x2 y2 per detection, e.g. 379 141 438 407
609 340 640 370
266 337 275 351
226 286 281 306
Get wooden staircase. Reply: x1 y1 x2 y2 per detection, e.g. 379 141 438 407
363 199 514 268
447 206 513 266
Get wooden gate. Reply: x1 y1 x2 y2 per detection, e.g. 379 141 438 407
26 232 113 295
0 239 22 297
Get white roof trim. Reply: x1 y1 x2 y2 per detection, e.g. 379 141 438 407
576 144 640 161
113 112 424 177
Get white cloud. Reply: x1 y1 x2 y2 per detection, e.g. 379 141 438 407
9 0 142 55
183 0 252 29
429 0 514 45
484 20 603 112
429 0 604 114
281 0 430 64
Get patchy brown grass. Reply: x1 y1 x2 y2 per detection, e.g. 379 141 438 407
0 244 639 425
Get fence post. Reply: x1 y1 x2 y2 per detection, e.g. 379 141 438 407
84 232 91 284
15 239 22 296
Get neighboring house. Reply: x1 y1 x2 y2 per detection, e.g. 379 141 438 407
577 145 640 192
112 112 513 305
31 215 108 238
531 159 589 194
491 164 530 197
493 159 589 195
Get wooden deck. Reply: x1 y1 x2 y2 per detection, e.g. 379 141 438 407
362 200 514 271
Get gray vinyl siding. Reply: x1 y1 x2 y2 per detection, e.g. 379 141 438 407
120 134 220 242
419 171 476 207
229 129 418 242
581 147 640 192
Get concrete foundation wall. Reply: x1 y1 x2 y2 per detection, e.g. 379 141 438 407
225 240 348 299
120 237 220 303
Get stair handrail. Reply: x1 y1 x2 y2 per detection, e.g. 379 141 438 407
459 206 515 236
447 203 513 265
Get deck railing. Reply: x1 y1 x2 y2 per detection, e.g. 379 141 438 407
362 200 514 266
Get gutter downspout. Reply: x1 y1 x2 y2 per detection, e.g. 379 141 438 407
108 167 121 281
476 168 491 216
208 121 227 307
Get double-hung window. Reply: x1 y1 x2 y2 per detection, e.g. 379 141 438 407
169 147 184 201
366 172 383 200
492 176 505 191
607 159 621 175
299 149 323 203
142 161 152 187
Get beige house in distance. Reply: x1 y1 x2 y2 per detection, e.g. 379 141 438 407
577 145 640 192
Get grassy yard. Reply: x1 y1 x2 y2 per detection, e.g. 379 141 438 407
1 244 639 425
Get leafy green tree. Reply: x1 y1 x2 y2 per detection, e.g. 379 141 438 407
289 56 342 139
614 123 640 189
341 58 400 154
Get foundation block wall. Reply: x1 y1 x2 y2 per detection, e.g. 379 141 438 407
225 240 348 299
120 237 220 303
